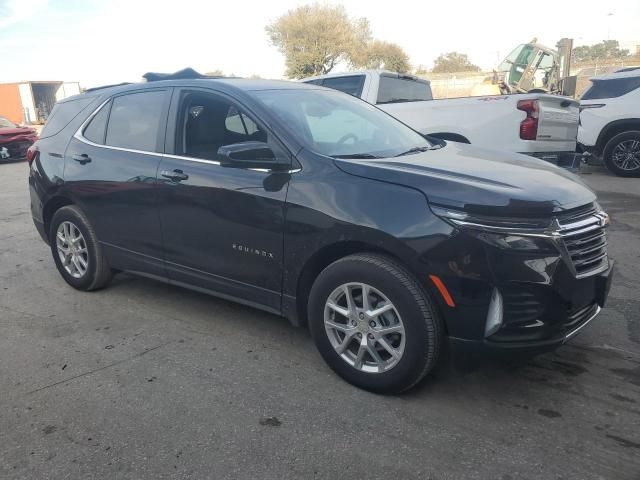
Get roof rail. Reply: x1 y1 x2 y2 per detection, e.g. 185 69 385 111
84 82 132 93
143 67 223 82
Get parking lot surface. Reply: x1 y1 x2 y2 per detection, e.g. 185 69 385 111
1 160 639 480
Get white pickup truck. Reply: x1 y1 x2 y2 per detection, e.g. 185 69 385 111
302 70 581 167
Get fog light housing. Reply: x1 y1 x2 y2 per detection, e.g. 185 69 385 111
485 288 503 337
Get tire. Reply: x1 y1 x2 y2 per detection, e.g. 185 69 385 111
308 253 443 394
603 130 640 177
49 205 112 291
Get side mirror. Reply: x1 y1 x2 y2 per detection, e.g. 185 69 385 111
218 141 290 170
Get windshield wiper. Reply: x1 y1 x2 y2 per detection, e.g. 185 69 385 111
332 153 381 159
394 146 432 157
377 98 418 104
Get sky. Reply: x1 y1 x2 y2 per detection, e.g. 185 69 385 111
1 0 639 88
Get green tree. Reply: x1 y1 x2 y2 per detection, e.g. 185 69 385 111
266 4 368 78
432 52 480 73
572 40 630 62
351 40 411 73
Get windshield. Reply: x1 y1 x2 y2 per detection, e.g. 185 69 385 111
0 116 16 128
253 89 431 158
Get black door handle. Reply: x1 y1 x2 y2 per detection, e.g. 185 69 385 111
161 169 189 181
72 154 91 164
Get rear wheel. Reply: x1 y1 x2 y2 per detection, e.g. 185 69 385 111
603 130 640 177
50 206 112 291
308 253 442 393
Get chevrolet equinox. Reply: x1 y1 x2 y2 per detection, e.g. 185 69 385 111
28 71 613 393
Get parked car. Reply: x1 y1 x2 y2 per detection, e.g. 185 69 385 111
29 73 613 393
302 70 581 168
578 70 640 177
0 116 38 161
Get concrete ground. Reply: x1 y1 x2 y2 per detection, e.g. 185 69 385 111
0 160 638 480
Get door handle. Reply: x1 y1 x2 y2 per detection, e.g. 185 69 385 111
72 154 91 164
161 169 189 181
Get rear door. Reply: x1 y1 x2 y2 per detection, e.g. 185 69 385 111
156 88 292 311
64 88 171 275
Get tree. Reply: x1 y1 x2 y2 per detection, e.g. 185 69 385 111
432 52 480 73
572 40 630 62
351 40 411 73
205 70 224 76
266 4 368 78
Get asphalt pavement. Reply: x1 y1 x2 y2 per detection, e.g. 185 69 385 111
0 160 638 479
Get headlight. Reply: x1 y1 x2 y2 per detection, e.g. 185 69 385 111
475 232 552 251
431 205 556 252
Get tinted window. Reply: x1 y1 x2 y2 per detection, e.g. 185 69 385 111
178 92 268 160
40 97 96 139
321 75 365 97
82 101 110 144
581 77 640 100
305 79 324 86
377 76 432 104
254 89 431 159
105 91 165 151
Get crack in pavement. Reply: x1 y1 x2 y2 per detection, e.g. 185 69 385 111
25 341 174 396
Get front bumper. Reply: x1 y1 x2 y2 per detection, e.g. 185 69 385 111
0 138 35 161
448 261 613 361
523 151 586 171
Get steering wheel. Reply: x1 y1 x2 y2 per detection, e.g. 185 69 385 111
337 133 358 145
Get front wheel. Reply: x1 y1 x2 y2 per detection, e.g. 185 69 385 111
50 205 112 291
603 130 640 177
308 254 442 394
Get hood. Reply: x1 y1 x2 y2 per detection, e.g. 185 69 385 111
334 142 595 218
0 126 37 137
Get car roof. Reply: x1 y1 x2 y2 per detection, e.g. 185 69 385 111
590 69 640 81
58 77 322 104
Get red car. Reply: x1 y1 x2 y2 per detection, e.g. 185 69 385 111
0 116 38 162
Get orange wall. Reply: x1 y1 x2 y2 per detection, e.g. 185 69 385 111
0 84 25 124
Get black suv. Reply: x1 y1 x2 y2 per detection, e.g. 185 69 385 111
28 72 613 393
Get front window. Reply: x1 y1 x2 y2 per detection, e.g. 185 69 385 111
0 116 16 128
253 89 431 158
176 91 268 160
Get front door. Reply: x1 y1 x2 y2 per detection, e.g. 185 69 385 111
64 88 171 276
156 88 292 312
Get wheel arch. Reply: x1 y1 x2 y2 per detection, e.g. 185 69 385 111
42 196 75 241
596 118 640 154
291 240 404 328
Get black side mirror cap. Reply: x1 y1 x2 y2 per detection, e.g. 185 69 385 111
218 141 290 170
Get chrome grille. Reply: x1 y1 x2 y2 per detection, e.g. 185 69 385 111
556 205 608 278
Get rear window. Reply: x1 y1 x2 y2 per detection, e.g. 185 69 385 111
40 97 96 139
377 76 432 104
105 90 166 152
82 101 111 144
581 77 640 100
320 75 365 97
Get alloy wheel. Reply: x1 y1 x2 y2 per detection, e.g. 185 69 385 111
324 282 405 373
56 221 89 279
611 139 640 171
